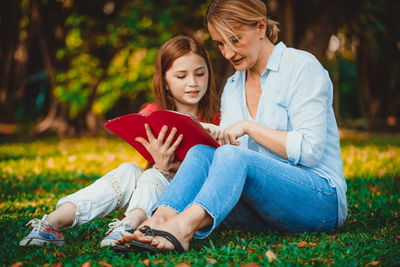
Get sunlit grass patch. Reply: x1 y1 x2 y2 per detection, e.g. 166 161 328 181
0 133 399 266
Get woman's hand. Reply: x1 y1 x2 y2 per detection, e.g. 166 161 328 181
135 123 183 172
200 122 224 140
221 121 248 146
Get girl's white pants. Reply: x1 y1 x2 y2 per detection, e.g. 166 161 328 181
56 163 170 226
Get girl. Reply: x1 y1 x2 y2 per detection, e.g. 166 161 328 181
117 0 347 254
19 36 220 247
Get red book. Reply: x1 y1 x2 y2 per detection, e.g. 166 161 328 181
104 110 220 163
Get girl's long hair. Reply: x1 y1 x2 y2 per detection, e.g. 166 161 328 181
152 36 219 123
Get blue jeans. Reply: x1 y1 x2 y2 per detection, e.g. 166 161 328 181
154 145 338 238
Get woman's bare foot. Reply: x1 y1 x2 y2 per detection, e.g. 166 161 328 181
116 206 177 245
145 205 213 252
148 214 195 251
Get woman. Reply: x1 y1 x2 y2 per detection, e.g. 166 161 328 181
117 0 347 254
19 36 220 247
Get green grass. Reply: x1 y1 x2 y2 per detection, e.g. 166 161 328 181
1 132 399 266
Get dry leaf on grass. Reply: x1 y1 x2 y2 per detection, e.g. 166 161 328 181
99 260 112 267
265 250 278 262
246 248 255 255
311 257 334 264
365 261 380 266
174 263 191 267
10 262 25 267
53 252 66 259
241 263 259 267
142 259 151 266
206 258 218 264
298 241 318 247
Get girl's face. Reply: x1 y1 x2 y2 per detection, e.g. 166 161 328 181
208 23 265 71
165 52 208 110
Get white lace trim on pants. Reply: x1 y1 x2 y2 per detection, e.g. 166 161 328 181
105 173 123 208
136 177 166 194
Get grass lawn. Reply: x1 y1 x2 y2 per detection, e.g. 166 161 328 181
1 130 399 266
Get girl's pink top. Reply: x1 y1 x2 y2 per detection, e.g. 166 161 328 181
139 102 220 125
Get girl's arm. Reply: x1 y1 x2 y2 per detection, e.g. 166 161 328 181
135 123 182 173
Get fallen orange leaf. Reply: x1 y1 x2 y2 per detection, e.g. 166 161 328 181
142 259 151 266
174 264 191 267
270 242 283 249
365 261 380 266
298 241 307 247
53 252 66 259
10 262 24 267
81 262 91 267
246 248 255 255
241 263 259 267
311 257 334 264
205 258 217 264
348 219 358 224
99 260 112 267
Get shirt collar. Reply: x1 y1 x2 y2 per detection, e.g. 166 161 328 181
265 41 286 73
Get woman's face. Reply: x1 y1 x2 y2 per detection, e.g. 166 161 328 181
208 23 264 71
165 52 209 110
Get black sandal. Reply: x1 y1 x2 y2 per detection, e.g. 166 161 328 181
115 225 185 254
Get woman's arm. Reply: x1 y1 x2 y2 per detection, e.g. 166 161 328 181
222 120 288 159
222 61 331 167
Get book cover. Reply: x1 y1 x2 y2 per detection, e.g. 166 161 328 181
104 110 220 163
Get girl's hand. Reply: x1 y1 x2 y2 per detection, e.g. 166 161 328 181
135 123 183 172
221 121 248 146
200 122 224 140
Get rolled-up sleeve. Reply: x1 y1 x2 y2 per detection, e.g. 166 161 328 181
286 61 330 167
286 130 302 165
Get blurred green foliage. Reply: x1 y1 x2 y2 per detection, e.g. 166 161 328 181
50 0 211 121
1 0 399 133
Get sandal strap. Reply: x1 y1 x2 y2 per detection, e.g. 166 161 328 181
151 229 185 253
138 225 185 253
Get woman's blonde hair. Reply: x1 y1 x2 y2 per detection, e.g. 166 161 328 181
152 36 219 123
205 0 279 44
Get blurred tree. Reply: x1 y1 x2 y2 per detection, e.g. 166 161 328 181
350 0 400 128
0 0 399 136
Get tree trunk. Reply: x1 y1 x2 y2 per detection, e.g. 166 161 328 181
357 36 380 128
281 0 294 46
297 15 336 65
30 0 71 136
0 0 21 121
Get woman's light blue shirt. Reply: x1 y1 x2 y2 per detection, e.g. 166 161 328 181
219 42 347 227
